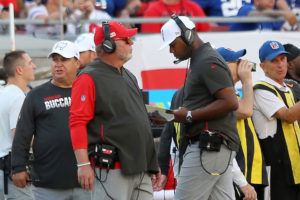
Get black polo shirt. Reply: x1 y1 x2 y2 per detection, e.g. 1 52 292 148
183 43 240 151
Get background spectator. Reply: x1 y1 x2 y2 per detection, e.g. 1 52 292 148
67 0 111 35
190 0 223 16
0 0 19 13
141 0 210 33
276 0 300 15
229 0 297 31
25 0 73 36
95 0 141 17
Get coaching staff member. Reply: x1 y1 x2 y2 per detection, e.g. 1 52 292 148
160 15 240 200
69 21 160 200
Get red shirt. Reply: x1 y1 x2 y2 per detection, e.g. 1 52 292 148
141 0 210 33
0 0 19 12
69 74 95 150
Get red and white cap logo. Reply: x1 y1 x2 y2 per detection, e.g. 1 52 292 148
270 42 279 49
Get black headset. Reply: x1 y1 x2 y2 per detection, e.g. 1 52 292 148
101 21 116 54
171 14 194 46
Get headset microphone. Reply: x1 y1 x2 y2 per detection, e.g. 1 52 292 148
174 59 182 64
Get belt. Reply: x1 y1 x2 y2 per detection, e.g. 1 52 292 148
186 131 229 146
186 135 200 144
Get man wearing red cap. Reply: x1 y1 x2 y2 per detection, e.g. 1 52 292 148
69 21 160 200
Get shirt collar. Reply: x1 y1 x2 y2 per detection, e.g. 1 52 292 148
262 76 289 92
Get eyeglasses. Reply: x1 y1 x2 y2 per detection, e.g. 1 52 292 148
114 37 132 44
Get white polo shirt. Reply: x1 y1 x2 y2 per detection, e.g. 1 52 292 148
252 77 288 139
0 84 25 158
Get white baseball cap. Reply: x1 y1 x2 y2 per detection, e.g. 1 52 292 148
48 40 80 60
159 16 195 50
74 33 96 53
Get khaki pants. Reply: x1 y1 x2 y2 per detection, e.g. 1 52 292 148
175 143 235 200
32 185 91 200
93 169 153 200
0 170 34 200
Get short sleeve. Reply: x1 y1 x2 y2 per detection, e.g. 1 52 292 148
254 89 286 119
9 94 25 130
201 64 233 95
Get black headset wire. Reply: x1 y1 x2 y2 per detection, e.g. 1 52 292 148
200 149 232 176
94 166 114 200
135 171 145 200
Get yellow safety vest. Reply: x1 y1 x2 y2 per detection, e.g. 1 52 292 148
254 81 300 184
236 96 268 185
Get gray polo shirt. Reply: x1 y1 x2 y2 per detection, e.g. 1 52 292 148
183 43 239 151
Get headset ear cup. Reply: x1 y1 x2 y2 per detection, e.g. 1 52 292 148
102 38 116 54
101 21 116 54
171 14 194 46
184 29 194 46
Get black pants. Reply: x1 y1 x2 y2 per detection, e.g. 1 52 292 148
271 162 300 200
252 184 265 200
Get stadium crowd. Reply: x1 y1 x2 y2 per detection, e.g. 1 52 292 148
0 0 300 35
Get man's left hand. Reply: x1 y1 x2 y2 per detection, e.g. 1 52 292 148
240 184 257 200
151 169 162 191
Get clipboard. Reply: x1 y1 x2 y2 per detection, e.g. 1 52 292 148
145 104 174 123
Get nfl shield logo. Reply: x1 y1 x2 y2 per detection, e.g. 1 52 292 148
81 95 86 102
270 42 279 49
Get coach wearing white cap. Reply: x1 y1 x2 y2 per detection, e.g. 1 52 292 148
11 41 91 199
74 33 97 69
160 15 239 200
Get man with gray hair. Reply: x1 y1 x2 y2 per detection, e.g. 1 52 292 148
70 21 160 200
253 40 300 200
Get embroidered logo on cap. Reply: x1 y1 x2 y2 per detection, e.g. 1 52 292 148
270 42 279 49
55 42 68 50
110 32 116 38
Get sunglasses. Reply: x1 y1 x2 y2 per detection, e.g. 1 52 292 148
114 37 132 44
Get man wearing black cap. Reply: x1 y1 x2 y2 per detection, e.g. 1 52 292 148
252 40 300 200
284 43 300 101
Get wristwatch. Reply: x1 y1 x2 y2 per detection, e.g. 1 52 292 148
186 111 192 123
